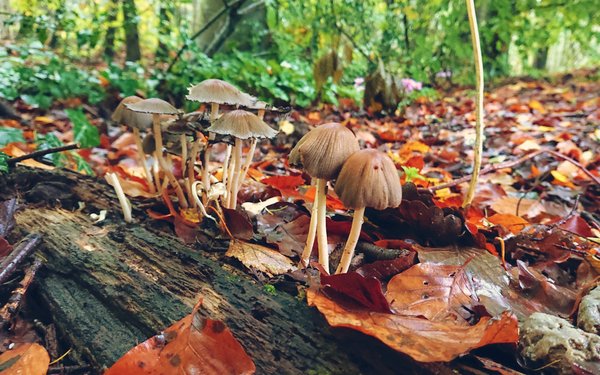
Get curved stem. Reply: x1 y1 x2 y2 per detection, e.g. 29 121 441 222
228 138 243 209
106 172 132 223
335 207 365 274
463 0 484 207
222 144 233 201
191 181 213 220
316 178 330 274
300 178 319 268
188 139 199 208
238 138 257 190
133 128 155 194
153 115 188 208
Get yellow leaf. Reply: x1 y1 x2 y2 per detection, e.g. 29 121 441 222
225 240 296 277
33 116 55 124
528 100 546 114
279 120 295 135
0 343 50 375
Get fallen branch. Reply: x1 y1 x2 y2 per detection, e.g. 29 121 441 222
428 149 600 192
7 144 80 166
0 233 42 284
0 259 43 328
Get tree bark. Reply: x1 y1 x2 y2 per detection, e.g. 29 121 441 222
122 0 141 61
1 167 452 375
103 0 118 59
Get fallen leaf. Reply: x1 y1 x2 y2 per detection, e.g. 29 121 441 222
487 213 530 234
320 272 392 313
223 208 254 241
106 298 255 375
0 343 50 375
356 251 417 280
225 240 296 277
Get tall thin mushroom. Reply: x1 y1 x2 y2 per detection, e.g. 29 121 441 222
290 123 359 274
125 99 189 209
112 96 155 194
186 79 256 195
207 109 278 209
334 149 402 274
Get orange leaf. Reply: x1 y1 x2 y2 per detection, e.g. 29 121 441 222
487 214 529 234
0 343 50 375
307 289 518 362
106 298 255 375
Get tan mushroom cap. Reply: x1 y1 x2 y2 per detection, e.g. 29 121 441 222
289 123 359 180
334 149 402 210
112 96 153 130
186 79 256 107
124 98 179 115
207 109 278 139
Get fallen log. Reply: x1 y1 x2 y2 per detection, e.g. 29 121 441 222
1 167 450 374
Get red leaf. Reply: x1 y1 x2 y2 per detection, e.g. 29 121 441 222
320 272 392 313
223 208 254 241
356 251 417 280
261 174 306 191
556 215 594 238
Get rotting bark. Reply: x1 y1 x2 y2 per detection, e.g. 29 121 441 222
0 167 452 374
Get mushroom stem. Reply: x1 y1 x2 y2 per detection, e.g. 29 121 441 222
228 138 243 209
152 114 189 209
203 103 219 198
335 207 365 274
315 178 330 274
222 144 232 188
238 138 257 190
152 157 161 193
132 128 155 194
105 172 132 223
191 181 213 220
300 178 319 267
258 109 266 120
188 140 199 208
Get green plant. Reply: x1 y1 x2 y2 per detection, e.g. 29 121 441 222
35 132 94 175
0 127 25 147
0 152 9 174
65 107 100 148
401 166 426 183
263 284 277 296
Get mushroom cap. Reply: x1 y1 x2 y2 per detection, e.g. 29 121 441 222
289 123 359 180
207 109 278 140
186 79 256 107
112 96 153 130
124 98 179 115
334 149 402 210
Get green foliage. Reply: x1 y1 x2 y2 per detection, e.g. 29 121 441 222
0 42 104 109
0 152 9 174
35 132 94 174
401 166 426 183
0 127 25 147
263 284 277 296
65 108 100 148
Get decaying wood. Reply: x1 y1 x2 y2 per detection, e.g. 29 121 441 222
0 167 451 374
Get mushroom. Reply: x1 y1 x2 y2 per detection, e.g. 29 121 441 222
112 96 156 193
105 172 132 223
333 149 402 274
186 79 256 195
290 123 360 273
208 109 278 209
125 98 189 209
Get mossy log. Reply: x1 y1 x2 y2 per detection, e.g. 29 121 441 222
1 167 449 374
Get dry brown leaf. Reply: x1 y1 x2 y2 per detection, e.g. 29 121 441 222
307 289 518 362
225 240 296 277
490 196 544 218
106 298 255 375
0 343 50 375
487 213 530 234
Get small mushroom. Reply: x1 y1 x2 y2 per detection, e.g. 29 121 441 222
186 79 257 195
290 123 360 273
334 149 402 274
125 98 189 209
208 109 278 209
112 96 156 193
105 172 132 223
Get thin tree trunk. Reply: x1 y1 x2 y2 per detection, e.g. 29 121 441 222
103 0 118 59
122 0 141 61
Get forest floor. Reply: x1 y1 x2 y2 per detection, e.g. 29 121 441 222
0 69 599 374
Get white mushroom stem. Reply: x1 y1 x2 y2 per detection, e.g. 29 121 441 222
180 134 188 170
188 140 199 208
202 103 220 194
237 138 257 190
105 172 132 223
228 138 243 209
463 0 484 207
300 178 319 268
152 114 189 208
152 157 161 193
222 144 232 189
315 178 330 274
191 181 213 220
335 207 366 274
132 128 155 194
258 109 266 120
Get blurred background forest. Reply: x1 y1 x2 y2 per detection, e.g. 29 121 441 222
0 0 598 112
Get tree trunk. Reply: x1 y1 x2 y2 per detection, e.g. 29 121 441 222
122 0 141 61
1 167 452 375
103 0 118 59
156 1 173 62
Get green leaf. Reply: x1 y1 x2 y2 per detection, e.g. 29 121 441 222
0 152 9 174
65 108 100 148
401 166 426 183
0 127 24 147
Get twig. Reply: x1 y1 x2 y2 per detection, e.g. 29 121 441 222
356 241 406 261
0 198 17 238
165 0 246 73
47 365 92 374
428 149 600 192
0 259 42 328
463 0 485 207
0 233 42 285
7 144 79 166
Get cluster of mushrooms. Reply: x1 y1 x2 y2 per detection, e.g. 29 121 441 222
290 124 402 274
109 78 402 275
109 79 278 221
